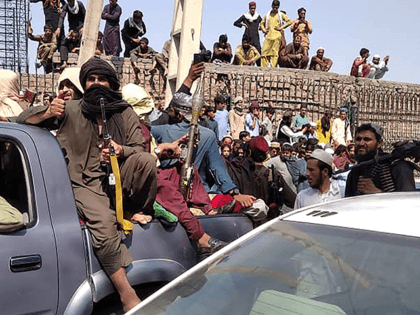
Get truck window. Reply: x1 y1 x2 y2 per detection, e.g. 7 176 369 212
0 140 32 230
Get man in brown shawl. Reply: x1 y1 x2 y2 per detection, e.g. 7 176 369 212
278 34 309 69
19 57 157 312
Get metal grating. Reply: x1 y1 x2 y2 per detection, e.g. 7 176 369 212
0 0 29 73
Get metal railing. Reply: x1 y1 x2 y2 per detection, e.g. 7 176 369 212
203 65 420 149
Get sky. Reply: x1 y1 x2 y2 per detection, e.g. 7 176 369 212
28 0 420 85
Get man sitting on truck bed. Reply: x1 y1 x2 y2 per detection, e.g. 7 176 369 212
18 57 156 312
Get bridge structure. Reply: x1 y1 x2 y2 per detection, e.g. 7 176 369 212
0 0 29 73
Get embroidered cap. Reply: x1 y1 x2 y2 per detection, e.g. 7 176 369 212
311 149 333 167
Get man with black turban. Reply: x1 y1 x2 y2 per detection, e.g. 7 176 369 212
18 57 157 312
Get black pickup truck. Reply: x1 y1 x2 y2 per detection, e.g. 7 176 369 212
0 122 253 315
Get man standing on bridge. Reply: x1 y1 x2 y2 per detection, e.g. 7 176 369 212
260 0 292 67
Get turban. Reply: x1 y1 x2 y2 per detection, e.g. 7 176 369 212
79 57 120 91
122 83 154 116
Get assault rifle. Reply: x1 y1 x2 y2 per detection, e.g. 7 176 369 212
267 165 284 216
334 140 420 176
100 98 132 234
179 72 205 199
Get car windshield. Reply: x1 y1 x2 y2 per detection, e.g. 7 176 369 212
134 221 420 315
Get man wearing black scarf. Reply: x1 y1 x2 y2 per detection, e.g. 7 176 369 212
19 57 157 312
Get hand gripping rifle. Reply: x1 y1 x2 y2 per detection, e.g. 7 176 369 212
100 98 133 235
179 72 205 199
334 140 420 191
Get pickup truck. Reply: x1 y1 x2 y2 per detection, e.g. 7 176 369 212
0 122 253 315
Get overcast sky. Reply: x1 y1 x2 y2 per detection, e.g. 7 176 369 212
28 0 420 84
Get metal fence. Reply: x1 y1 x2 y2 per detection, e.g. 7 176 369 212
203 66 420 149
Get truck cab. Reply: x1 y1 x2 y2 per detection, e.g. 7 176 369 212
0 122 253 315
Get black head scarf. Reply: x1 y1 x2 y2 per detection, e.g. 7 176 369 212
81 85 129 146
79 57 120 91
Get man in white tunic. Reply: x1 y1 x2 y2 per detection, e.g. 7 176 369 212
368 54 389 79
331 107 352 146
294 149 344 209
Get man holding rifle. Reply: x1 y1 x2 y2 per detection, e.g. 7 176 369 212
18 57 156 312
345 123 416 197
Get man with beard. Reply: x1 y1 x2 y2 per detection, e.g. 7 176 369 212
276 110 308 143
229 96 246 139
19 57 157 312
121 10 147 58
294 149 344 209
368 54 390 79
233 34 261 66
345 124 415 197
309 47 333 72
234 1 262 62
278 35 309 69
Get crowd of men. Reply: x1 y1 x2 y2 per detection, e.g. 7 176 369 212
0 54 415 310
27 0 390 80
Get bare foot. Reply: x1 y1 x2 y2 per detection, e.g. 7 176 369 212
121 293 141 312
129 212 152 225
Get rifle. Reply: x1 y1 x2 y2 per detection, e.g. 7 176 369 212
100 98 133 235
334 140 420 177
267 165 284 216
179 72 205 199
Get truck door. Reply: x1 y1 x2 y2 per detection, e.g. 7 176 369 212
0 131 59 315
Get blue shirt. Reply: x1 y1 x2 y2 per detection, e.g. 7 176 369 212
245 113 259 137
291 114 309 132
151 122 236 193
214 109 230 141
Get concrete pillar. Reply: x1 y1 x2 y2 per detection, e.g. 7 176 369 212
165 0 203 105
78 0 104 66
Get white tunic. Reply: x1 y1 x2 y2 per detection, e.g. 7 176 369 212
294 180 344 209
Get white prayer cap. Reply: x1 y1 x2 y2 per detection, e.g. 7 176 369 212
325 148 335 155
317 47 325 52
373 54 380 59
309 121 316 127
311 149 333 166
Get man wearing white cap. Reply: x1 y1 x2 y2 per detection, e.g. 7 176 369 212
294 149 344 209
368 54 389 79
309 47 333 72
331 107 352 146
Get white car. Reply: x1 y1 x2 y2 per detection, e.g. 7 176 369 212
127 192 420 315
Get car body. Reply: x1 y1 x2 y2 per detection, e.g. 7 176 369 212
127 192 420 315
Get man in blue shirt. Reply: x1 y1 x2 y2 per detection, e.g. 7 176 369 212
291 104 309 132
245 101 260 137
151 62 254 208
213 95 230 141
